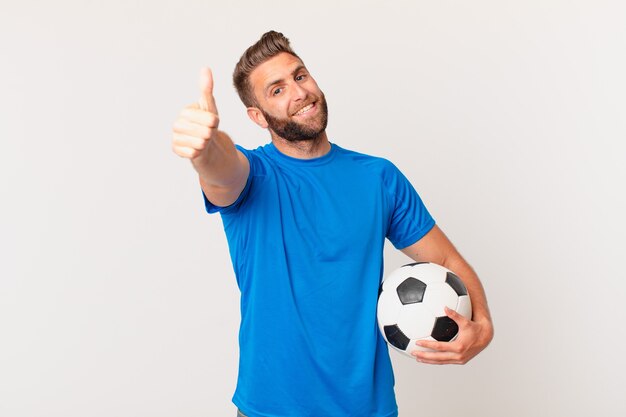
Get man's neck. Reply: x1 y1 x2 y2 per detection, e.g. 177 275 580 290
270 132 331 159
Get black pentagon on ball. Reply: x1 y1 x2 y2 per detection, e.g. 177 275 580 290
431 316 459 342
384 324 410 350
396 277 427 304
445 272 468 296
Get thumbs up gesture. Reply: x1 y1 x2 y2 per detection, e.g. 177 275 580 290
172 68 222 160
198 67 219 114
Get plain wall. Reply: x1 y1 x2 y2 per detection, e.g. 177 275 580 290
1 1 625 416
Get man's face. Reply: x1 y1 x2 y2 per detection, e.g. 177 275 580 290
248 52 328 142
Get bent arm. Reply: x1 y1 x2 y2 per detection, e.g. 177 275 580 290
400 225 494 362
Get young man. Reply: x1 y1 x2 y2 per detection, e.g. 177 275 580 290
172 31 493 417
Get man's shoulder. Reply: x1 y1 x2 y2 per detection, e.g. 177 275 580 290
234 143 270 157
233 143 275 169
333 144 400 174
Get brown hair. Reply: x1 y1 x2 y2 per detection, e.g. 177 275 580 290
233 31 300 107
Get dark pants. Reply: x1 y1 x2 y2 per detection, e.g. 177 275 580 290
236 409 247 417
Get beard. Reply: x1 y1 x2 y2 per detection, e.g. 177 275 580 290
261 94 329 143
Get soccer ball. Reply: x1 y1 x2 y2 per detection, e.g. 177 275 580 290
377 262 472 357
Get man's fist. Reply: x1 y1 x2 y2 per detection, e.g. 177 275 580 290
172 68 221 160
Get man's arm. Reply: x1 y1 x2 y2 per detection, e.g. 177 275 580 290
172 68 250 207
400 225 494 364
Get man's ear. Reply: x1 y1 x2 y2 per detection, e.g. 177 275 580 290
247 107 269 129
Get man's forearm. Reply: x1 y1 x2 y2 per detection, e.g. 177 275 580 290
192 130 246 188
443 254 493 332
193 130 250 208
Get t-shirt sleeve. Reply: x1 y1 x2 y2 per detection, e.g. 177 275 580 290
202 145 254 215
385 162 436 249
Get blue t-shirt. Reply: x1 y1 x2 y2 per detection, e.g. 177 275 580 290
203 142 435 417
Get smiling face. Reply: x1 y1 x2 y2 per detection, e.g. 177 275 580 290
247 52 328 142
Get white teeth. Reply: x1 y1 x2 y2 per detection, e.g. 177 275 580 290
295 103 313 115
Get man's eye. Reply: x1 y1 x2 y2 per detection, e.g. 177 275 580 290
296 74 306 81
273 88 282 96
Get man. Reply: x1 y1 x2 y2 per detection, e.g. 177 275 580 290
172 31 493 417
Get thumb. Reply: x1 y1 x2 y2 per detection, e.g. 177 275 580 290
198 67 218 114
445 306 468 326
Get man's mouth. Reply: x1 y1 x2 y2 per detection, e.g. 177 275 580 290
293 102 315 116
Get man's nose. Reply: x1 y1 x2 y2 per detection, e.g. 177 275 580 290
291 82 308 101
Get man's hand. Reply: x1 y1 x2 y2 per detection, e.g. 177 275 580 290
172 67 221 160
411 306 494 365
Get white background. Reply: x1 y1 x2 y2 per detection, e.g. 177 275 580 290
1 1 625 416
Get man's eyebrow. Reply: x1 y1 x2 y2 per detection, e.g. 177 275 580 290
264 65 307 93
